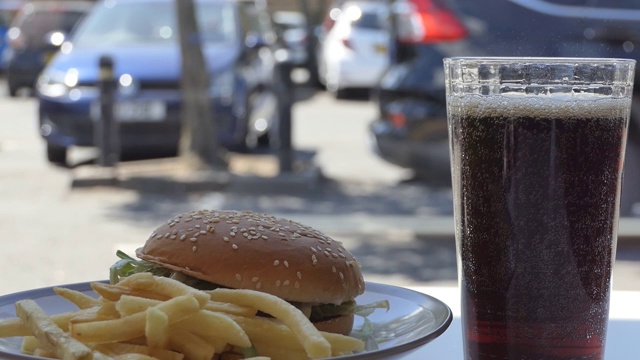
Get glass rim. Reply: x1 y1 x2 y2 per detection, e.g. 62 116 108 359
444 56 636 65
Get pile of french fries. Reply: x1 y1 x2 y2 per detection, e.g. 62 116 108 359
0 273 365 360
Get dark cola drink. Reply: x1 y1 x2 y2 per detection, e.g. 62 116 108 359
448 95 629 360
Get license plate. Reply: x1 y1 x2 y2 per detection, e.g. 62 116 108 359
115 100 166 122
92 100 167 122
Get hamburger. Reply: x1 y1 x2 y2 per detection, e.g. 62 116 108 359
110 209 367 336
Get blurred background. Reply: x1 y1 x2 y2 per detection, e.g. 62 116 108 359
1 0 640 296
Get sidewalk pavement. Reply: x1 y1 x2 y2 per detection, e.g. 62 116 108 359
2 153 639 296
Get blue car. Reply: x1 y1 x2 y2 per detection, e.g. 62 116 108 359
37 0 278 165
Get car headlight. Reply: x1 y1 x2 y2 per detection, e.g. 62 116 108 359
209 71 235 100
37 68 97 100
37 70 71 98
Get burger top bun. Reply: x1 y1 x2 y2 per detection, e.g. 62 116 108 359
136 210 365 305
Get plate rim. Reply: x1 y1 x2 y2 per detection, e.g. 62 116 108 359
0 281 453 360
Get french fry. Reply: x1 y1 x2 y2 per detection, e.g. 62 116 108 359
321 332 365 354
113 354 157 360
0 307 101 337
32 347 58 358
93 343 183 360
208 289 331 359
168 328 215 360
54 287 102 309
91 282 169 302
204 301 257 317
1 274 371 360
71 295 200 343
146 307 169 350
250 337 308 360
15 299 93 360
173 310 251 348
119 274 210 308
20 335 42 354
116 295 251 349
0 317 30 337
116 295 160 316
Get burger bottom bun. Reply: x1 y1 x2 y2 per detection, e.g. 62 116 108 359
313 313 355 336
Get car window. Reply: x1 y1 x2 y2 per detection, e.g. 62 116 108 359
72 1 237 47
352 11 384 30
15 9 86 46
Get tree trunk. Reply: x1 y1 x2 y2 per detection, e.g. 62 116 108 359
175 0 226 169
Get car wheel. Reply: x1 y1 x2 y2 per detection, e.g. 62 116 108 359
46 143 68 166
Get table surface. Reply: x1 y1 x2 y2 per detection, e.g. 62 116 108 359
401 286 640 359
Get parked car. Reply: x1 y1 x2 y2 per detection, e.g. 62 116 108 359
37 0 279 166
0 0 25 74
272 11 309 68
3 1 92 96
370 0 640 214
316 0 390 97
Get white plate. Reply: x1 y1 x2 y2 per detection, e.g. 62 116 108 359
0 281 452 360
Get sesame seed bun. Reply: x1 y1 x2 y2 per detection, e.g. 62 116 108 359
136 210 365 305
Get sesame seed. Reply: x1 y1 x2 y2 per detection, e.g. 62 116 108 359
262 235 268 240
332 253 339 258
332 266 337 273
180 235 187 241
190 237 197 242
170 235 177 240
199 230 206 235
235 274 242 281
192 246 197 252
155 235 163 240
297 271 302 279
230 232 236 237
232 244 238 250
251 277 259 282
283 280 290 286
339 272 344 280
310 247 317 253
223 236 230 242
294 281 300 289
256 282 262 289
276 280 281 287
195 225 201 228
284 261 289 268
273 260 280 266
323 251 330 257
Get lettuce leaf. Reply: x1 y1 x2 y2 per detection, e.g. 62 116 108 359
109 250 171 284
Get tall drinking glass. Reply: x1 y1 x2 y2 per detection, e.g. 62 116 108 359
444 57 635 360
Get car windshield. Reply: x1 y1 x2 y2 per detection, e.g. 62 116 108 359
16 8 86 46
72 1 237 47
